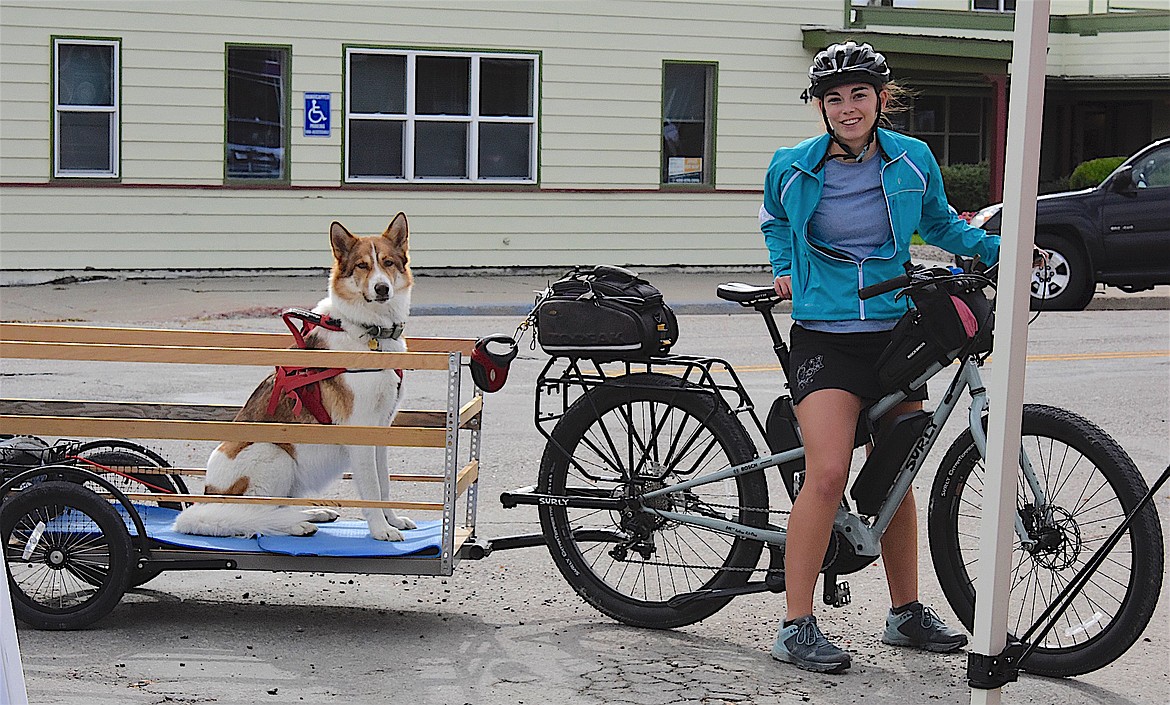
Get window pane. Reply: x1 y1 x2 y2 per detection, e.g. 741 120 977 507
58 43 114 106
663 64 707 121
350 53 406 114
416 56 469 115
478 123 530 178
415 121 467 177
58 112 112 171
480 58 533 117
226 47 286 179
949 96 983 134
348 119 404 177
913 95 944 133
948 135 981 165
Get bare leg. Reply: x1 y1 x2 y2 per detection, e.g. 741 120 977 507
785 389 863 622
878 400 924 608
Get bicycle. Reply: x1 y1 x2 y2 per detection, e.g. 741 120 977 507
501 263 1164 679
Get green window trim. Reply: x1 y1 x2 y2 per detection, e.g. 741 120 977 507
847 4 1170 36
660 60 718 189
223 43 292 184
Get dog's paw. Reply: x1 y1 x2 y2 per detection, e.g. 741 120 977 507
369 525 405 542
385 512 416 531
303 508 341 523
289 521 319 536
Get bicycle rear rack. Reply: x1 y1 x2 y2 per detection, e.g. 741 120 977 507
534 354 767 441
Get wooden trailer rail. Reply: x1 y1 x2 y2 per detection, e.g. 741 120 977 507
0 322 486 575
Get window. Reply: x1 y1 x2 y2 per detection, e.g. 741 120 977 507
53 37 119 178
973 0 1016 11
662 62 716 185
345 48 538 183
226 45 289 181
1133 146 1170 190
890 94 988 165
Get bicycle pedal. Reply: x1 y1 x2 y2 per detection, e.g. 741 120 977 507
824 580 851 608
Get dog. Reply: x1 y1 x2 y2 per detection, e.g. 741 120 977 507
173 213 417 541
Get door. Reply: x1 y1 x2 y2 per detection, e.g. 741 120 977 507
1099 143 1170 286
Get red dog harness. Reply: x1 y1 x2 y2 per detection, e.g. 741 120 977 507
267 310 403 425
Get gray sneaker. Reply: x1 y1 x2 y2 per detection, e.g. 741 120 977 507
771 615 852 673
882 601 969 653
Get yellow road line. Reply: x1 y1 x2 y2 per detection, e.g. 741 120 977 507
725 350 1169 374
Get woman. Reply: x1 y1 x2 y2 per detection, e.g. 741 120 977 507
759 42 1000 674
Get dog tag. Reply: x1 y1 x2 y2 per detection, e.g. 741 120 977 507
368 339 380 351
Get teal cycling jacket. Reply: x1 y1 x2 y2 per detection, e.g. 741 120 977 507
760 128 1000 323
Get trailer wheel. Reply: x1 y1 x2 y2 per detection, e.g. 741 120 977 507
2 481 133 630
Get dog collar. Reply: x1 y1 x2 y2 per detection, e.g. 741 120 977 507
361 322 405 350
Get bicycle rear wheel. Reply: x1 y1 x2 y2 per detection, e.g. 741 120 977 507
538 373 767 629
928 404 1163 677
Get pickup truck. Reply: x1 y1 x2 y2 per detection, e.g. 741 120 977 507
968 137 1170 310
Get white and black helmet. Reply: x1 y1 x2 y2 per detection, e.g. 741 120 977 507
808 41 890 99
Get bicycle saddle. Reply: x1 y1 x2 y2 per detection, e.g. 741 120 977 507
717 282 778 304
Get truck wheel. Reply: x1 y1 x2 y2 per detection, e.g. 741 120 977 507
1032 233 1094 311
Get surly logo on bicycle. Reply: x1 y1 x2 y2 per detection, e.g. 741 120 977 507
539 496 570 506
903 418 939 474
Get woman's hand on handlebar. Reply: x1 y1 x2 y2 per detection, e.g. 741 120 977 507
773 275 793 300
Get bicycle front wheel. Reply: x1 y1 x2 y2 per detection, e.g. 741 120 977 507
538 372 767 629
928 404 1163 677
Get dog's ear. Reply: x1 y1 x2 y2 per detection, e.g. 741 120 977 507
330 222 356 259
383 212 409 250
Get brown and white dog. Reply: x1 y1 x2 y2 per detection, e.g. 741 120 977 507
173 213 417 540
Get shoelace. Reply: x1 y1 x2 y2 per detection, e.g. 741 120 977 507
918 605 944 630
794 620 826 647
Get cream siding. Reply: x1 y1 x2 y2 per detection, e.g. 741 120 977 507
1 0 1167 270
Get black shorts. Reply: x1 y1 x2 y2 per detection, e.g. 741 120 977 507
787 324 929 406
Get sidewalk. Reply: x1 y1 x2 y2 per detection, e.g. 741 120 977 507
2 258 1167 324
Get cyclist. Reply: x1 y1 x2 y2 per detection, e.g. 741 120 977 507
759 41 1000 674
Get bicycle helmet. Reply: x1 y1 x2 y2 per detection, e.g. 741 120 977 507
807 41 890 99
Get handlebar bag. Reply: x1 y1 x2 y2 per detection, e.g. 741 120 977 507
875 284 993 394
535 265 679 360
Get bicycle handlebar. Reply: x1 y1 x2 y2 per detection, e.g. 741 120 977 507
858 274 912 300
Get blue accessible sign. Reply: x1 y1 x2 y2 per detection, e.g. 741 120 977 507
304 93 331 137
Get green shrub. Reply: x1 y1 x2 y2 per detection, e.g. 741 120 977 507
940 162 991 213
1068 156 1125 190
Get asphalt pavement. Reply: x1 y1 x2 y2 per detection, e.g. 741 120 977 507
1 258 1168 705
1 252 1167 325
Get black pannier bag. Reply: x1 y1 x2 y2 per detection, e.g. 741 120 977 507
875 283 993 394
534 265 679 360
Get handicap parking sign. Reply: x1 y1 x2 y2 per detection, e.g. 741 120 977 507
304 93 331 137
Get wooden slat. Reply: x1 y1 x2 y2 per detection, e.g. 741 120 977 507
455 459 479 498
117 492 443 511
0 323 475 355
59 465 447 483
0 399 461 428
0 415 447 447
0 340 451 370
458 396 483 427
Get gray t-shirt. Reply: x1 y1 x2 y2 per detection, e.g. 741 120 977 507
801 155 898 333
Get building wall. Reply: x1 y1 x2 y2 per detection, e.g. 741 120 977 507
0 0 845 271
1 0 1167 271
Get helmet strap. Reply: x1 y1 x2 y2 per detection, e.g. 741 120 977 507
817 91 883 166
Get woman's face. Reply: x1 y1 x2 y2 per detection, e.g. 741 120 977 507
819 82 885 149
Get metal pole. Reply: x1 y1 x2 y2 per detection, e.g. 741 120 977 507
970 2 1050 704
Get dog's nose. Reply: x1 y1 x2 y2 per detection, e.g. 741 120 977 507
374 283 390 299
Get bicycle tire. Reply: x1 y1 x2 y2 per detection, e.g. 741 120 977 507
928 404 1163 677
2 480 134 630
70 443 185 588
538 372 767 629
